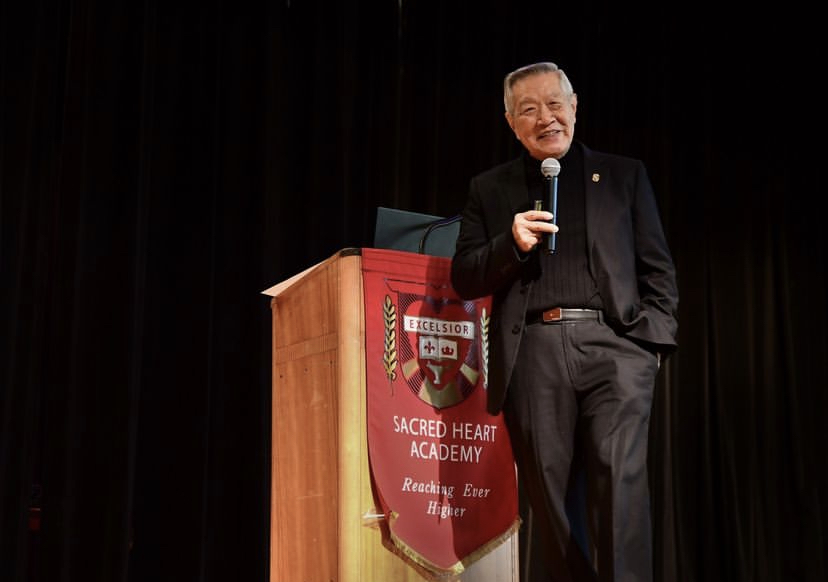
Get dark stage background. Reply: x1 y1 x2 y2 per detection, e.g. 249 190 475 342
2 2 825 581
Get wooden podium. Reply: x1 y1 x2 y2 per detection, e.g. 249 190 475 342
263 248 518 582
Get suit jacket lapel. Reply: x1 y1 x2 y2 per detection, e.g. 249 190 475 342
501 157 529 215
582 145 609 278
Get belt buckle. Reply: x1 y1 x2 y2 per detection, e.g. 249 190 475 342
542 307 563 323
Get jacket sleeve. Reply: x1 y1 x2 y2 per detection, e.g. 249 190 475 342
628 160 679 352
450 175 526 300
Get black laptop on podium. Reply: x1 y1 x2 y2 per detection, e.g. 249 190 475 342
372 207 461 259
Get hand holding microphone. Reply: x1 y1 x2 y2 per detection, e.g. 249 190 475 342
512 209 556 252
511 157 561 253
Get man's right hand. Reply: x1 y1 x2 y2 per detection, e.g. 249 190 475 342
512 210 558 253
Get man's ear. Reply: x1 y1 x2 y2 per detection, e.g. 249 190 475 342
504 111 516 133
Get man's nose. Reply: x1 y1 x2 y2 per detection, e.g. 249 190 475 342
537 105 555 124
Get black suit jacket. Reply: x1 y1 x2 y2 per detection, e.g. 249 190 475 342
451 142 679 414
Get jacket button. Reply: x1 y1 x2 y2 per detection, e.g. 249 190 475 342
512 324 521 334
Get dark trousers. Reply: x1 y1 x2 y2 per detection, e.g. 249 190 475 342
503 318 659 582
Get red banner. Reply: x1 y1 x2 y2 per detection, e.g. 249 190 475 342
362 248 519 578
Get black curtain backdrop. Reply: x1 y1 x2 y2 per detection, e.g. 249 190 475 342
2 2 825 582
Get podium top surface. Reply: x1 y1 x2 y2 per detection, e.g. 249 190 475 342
261 248 361 297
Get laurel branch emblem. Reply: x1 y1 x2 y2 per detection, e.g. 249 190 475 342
480 307 489 389
383 295 397 381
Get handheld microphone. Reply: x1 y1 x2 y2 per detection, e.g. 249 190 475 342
540 158 561 254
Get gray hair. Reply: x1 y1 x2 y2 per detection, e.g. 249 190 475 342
503 62 575 114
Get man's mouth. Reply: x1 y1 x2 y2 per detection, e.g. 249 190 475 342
538 129 560 139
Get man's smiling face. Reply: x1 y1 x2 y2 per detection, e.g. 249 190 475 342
505 71 577 161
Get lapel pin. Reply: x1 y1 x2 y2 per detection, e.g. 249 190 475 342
592 173 600 183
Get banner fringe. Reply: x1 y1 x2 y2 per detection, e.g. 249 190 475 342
389 517 522 581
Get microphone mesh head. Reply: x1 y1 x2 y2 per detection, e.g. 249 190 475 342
541 157 561 177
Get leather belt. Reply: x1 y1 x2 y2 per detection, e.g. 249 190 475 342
526 307 601 324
